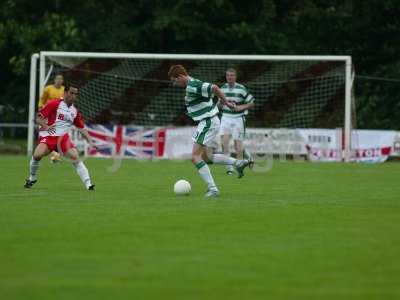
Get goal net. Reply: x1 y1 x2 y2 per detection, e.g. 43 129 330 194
29 53 354 159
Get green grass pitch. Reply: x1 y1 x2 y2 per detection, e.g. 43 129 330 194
0 155 400 299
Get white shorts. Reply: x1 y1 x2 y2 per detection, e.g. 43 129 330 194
219 115 246 141
192 115 220 147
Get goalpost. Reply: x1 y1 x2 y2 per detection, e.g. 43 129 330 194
28 52 354 161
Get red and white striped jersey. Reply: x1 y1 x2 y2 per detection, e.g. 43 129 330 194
38 99 85 137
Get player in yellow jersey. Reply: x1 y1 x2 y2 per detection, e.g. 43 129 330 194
39 74 65 108
38 74 65 163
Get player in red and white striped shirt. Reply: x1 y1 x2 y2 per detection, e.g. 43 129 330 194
25 84 97 190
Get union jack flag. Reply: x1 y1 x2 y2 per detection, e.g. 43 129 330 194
85 124 165 159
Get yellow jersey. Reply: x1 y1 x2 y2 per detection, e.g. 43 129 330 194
38 85 65 108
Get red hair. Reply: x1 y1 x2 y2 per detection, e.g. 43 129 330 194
168 65 188 78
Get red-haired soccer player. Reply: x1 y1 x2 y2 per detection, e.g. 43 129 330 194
168 65 250 197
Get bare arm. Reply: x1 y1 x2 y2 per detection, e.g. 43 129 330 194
36 113 56 134
234 102 255 112
78 128 96 148
36 114 48 129
212 85 235 109
216 99 224 109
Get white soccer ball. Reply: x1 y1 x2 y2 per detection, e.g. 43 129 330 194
174 179 191 196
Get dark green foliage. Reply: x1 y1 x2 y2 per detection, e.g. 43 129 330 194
0 0 399 128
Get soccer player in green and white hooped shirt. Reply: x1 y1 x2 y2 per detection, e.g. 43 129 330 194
219 68 255 174
168 65 250 197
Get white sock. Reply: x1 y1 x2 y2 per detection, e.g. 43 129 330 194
212 154 237 165
29 157 40 181
222 152 234 172
195 161 217 190
226 164 234 172
73 161 92 189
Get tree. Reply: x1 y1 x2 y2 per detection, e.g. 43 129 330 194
0 0 399 128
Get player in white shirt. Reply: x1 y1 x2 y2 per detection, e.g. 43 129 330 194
24 84 97 190
219 68 255 174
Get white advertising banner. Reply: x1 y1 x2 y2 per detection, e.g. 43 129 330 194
299 129 342 162
301 129 399 163
393 132 400 157
163 127 400 163
244 128 306 155
300 129 399 163
71 124 400 163
351 130 397 163
163 127 342 160
163 127 195 159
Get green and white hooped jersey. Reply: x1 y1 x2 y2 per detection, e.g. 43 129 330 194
221 83 254 117
185 77 219 121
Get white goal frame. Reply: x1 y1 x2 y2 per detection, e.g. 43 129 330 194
28 52 353 161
